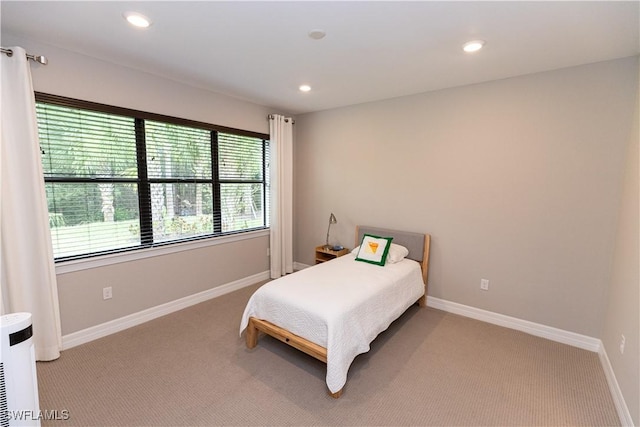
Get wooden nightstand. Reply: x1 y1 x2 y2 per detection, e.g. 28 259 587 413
315 245 349 264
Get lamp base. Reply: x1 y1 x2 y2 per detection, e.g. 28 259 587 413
324 244 344 251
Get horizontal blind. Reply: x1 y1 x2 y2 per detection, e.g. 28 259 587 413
219 133 263 180
144 121 214 242
265 140 271 228
35 94 270 261
145 121 212 179
38 104 137 178
36 103 141 258
218 133 267 232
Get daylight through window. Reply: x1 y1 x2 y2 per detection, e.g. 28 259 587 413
36 93 269 261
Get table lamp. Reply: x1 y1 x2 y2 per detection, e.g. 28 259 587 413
325 213 337 249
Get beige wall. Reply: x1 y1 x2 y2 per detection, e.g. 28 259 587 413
601 58 639 425
57 236 268 334
3 35 275 335
295 57 638 340
5 34 638 420
4 36 273 135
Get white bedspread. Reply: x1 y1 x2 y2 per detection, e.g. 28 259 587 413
239 253 424 393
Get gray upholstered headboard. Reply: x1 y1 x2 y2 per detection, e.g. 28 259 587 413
355 226 426 263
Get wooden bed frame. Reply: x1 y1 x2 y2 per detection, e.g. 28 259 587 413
245 226 431 398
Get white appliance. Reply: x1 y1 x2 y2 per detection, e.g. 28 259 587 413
0 313 40 427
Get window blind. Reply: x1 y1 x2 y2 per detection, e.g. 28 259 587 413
35 94 269 261
37 103 141 258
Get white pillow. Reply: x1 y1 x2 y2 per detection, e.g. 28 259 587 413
352 243 409 264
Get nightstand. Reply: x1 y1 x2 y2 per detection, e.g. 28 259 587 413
315 245 349 264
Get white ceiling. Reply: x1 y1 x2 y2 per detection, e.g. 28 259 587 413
2 1 639 114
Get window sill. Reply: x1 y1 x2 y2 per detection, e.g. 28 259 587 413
55 229 269 274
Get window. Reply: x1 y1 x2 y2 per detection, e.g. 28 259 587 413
36 93 269 261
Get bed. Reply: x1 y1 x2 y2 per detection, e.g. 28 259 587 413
239 226 431 398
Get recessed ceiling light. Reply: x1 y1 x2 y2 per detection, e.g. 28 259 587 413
462 40 485 53
299 85 312 92
308 30 326 40
123 11 152 28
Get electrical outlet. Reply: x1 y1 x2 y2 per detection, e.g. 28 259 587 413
103 286 113 300
620 334 626 355
480 279 489 291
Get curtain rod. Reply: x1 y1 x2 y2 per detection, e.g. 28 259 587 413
1 47 48 65
268 114 294 124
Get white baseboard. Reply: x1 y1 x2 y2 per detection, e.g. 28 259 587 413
426 296 601 352
598 345 634 426
293 261 311 270
61 272 630 426
427 296 632 426
62 270 269 350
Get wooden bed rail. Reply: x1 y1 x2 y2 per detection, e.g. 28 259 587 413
247 317 327 363
246 317 344 397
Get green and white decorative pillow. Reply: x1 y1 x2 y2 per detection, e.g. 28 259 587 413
355 234 393 266
352 243 409 264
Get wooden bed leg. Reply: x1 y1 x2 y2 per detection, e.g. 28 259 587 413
418 294 426 307
329 388 343 399
246 318 258 349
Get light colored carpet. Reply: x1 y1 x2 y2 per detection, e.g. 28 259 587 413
37 282 619 426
